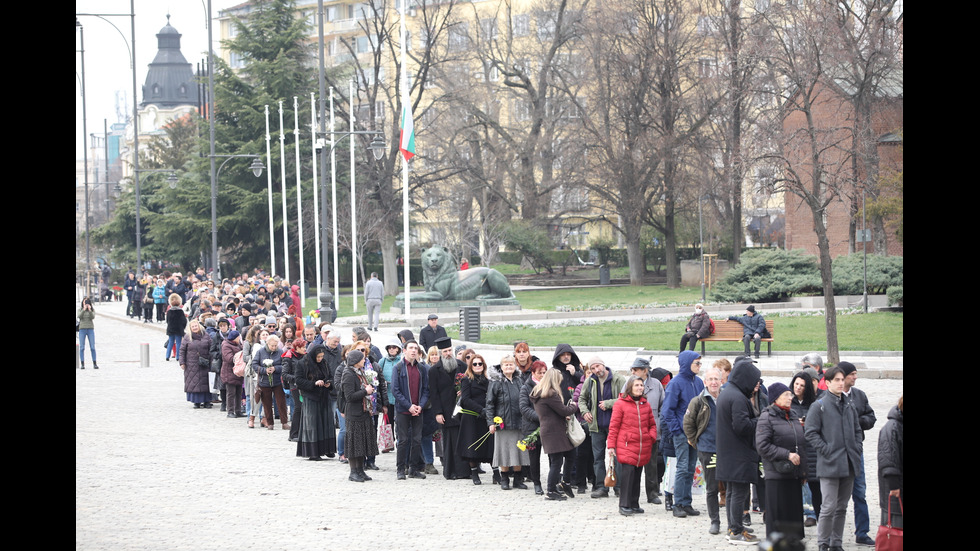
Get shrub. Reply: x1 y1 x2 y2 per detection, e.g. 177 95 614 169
886 285 903 306
831 254 903 295
711 249 821 302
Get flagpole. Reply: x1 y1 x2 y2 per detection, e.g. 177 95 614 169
311 92 321 304
350 79 358 313
294 96 305 307
400 0 411 322
330 88 340 312
279 100 290 284
265 105 276 277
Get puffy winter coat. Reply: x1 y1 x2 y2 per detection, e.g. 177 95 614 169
220 338 244 385
486 373 524 430
179 330 212 393
607 393 658 467
877 405 903 512
686 311 712 338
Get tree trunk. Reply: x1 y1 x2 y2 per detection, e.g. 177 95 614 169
665 201 679 288
626 236 644 286
380 233 398 296
813 211 840 364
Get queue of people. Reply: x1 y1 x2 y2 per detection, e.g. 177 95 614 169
88 270 901 550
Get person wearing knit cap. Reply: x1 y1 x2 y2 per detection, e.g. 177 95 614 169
578 356 626 499
840 361 877 547
728 306 766 359
756 380 807 542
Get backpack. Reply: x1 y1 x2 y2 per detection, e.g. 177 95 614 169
709 319 716 335
233 350 247 377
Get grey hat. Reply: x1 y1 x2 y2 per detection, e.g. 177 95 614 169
346 349 365 366
265 315 277 325
802 367 820 381
630 357 652 370
427 313 439 320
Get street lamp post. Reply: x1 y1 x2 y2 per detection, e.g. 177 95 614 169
208 155 266 280
314 128 385 322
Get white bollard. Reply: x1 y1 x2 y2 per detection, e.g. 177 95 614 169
140 342 150 368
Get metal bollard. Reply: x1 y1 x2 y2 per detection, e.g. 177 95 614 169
140 342 150 368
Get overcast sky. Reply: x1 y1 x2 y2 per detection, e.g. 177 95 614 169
75 0 242 160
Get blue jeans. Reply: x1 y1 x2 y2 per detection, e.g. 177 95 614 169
672 433 697 507
166 334 182 361
852 452 870 537
336 405 347 456
78 328 96 363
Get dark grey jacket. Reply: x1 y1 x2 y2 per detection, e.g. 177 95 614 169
804 392 863 479
846 386 877 441
756 404 808 480
486 373 524 430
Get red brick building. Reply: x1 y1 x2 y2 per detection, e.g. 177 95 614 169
782 77 903 259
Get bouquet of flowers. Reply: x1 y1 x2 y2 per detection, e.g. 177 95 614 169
469 416 504 450
517 428 540 452
262 359 274 386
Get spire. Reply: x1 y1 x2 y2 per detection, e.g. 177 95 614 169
140 16 195 108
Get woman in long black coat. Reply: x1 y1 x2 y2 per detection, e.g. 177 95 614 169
877 396 903 530
756 383 808 541
459 354 494 484
179 319 213 408
294 343 337 460
341 349 379 482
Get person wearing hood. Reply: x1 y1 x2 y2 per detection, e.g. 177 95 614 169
662 350 705 518
552 343 586 404
378 339 403 446
756 381 808 542
294 343 338 460
397 329 416 347
877 396 903 531
680 303 712 353
716 356 762 544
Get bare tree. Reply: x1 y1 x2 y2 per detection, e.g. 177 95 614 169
757 0 854 363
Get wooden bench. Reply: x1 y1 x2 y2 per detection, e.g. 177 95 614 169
699 319 775 357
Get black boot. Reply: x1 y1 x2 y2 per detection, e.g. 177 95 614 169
512 471 528 490
499 471 511 490
492 468 501 484
470 467 482 485
349 459 365 482
665 493 674 511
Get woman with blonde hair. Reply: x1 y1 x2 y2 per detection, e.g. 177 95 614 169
165 293 187 362
179 319 213 408
530 368 581 500
486 355 529 490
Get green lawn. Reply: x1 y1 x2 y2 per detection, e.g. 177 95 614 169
514 285 705 311
447 311 903 352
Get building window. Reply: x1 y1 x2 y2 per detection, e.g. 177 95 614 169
536 15 555 40
698 57 717 78
513 14 530 37
480 18 498 41
449 21 469 51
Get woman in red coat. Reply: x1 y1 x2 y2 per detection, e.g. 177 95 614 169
607 375 658 516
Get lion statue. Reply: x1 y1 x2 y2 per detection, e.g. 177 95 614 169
408 246 514 302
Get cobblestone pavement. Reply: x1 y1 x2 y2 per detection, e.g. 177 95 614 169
77 298 901 550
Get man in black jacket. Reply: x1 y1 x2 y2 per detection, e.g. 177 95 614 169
841 362 877 547
418 314 447 353
716 357 761 545
428 336 468 479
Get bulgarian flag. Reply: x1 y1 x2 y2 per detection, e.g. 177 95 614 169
399 103 416 161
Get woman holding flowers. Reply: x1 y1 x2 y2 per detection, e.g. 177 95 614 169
340 349 379 482
459 353 494 484
530 368 581 501
607 375 658 516
486 355 529 490
519 360 548 495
